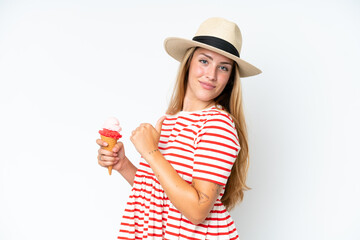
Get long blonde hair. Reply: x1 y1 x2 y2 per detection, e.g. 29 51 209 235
166 47 250 211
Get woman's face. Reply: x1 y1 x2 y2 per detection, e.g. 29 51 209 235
185 48 233 107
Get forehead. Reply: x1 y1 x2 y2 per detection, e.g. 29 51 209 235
194 47 233 63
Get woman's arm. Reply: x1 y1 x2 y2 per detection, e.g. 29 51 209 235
116 155 137 186
145 150 222 224
130 118 222 224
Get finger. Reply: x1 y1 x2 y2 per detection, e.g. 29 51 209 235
100 155 119 162
98 148 115 156
98 153 119 163
155 116 166 133
131 129 136 136
99 159 119 167
96 139 108 147
112 142 123 153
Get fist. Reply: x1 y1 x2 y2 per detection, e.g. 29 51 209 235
130 116 166 158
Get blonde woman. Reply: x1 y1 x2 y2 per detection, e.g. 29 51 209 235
97 17 261 239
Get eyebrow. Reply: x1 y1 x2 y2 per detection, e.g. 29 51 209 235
199 53 233 65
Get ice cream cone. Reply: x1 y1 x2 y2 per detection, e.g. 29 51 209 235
99 117 122 176
100 135 117 175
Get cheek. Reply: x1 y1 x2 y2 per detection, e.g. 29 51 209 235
218 75 230 90
189 63 204 79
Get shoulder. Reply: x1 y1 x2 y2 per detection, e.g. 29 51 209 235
197 107 239 146
202 107 237 132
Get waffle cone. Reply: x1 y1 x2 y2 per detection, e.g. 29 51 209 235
100 135 118 175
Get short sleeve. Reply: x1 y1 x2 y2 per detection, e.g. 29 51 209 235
193 112 241 186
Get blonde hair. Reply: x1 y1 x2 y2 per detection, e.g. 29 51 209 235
166 47 250 211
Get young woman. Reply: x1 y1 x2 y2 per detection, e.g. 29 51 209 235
97 17 261 239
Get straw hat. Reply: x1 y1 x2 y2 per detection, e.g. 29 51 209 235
164 17 261 77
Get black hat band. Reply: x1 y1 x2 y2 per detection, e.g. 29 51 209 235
192 36 239 57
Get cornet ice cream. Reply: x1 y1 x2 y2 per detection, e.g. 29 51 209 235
99 117 122 175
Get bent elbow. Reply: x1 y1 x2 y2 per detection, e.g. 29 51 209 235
190 219 205 225
187 212 208 225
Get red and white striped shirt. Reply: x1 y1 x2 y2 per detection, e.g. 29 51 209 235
118 106 241 239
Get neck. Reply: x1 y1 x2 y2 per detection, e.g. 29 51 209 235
182 96 215 112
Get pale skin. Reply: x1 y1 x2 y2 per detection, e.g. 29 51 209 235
97 48 233 224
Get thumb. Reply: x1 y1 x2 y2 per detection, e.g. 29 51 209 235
155 115 166 133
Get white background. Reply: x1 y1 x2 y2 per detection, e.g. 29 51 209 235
1 0 359 239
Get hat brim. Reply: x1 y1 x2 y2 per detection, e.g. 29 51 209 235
164 37 262 78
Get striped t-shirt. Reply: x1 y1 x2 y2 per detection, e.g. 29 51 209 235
118 106 241 239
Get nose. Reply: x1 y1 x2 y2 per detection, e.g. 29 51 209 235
205 65 217 81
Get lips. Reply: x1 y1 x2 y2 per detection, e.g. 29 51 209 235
199 81 215 90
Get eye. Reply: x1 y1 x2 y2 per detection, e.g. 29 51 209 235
219 66 229 72
199 59 208 64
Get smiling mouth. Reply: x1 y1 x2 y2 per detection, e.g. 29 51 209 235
199 81 215 90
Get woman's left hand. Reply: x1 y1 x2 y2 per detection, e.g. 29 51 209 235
130 116 166 159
